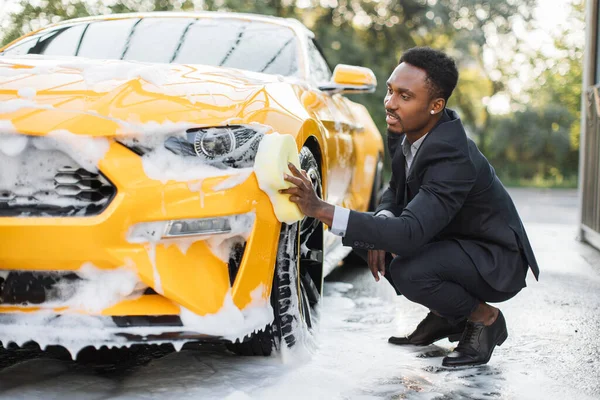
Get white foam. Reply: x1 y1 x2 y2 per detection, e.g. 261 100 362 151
140 145 236 184
126 221 169 244
9 262 145 314
0 120 17 135
187 179 205 208
179 285 273 342
17 87 36 99
223 392 253 400
0 98 53 114
0 281 273 359
59 59 170 87
46 130 110 172
0 61 57 78
0 136 111 213
204 213 256 262
116 119 197 137
145 243 163 295
126 214 255 264
205 237 243 263
171 238 197 255
0 312 126 359
363 154 376 179
0 133 28 156
58 262 144 313
212 169 253 191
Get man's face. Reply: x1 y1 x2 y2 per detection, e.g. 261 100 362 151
384 62 434 135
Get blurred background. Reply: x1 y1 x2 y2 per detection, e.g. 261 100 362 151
0 0 584 188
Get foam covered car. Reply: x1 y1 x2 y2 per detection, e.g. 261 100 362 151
0 12 384 356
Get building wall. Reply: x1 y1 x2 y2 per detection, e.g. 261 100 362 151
579 0 600 250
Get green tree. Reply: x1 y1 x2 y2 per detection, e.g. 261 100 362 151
304 0 536 154
489 105 576 184
485 0 583 187
2 0 95 46
526 0 584 151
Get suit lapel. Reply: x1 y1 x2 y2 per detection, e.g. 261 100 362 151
405 110 453 183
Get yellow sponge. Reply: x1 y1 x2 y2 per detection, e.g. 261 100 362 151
254 132 304 224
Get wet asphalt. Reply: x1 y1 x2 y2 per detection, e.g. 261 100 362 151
0 188 598 399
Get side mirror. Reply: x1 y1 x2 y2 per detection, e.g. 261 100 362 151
318 64 377 94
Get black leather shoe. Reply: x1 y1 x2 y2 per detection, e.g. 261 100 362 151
442 310 508 367
388 312 466 346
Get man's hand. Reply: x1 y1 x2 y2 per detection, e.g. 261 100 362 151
281 162 334 226
368 249 386 282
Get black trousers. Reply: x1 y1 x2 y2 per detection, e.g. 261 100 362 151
355 240 521 324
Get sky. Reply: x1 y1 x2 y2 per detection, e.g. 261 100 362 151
536 0 575 30
483 0 583 113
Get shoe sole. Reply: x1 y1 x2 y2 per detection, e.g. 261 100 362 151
441 329 508 368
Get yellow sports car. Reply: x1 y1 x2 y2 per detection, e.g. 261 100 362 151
0 12 383 357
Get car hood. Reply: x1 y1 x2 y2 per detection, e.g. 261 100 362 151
0 55 306 137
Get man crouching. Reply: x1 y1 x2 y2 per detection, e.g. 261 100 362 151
282 47 539 367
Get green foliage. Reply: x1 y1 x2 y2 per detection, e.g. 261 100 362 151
2 0 95 46
486 0 583 186
0 0 583 187
303 0 536 149
487 105 578 183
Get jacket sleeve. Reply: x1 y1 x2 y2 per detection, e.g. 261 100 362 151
343 142 476 255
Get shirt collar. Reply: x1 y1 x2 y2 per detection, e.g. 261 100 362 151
401 133 428 157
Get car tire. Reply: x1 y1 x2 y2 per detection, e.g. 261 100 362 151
227 147 322 356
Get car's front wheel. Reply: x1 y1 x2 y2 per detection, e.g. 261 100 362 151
227 147 322 356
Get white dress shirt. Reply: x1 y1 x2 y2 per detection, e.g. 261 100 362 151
329 133 428 237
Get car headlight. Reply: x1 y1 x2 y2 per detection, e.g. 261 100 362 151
120 125 265 169
194 128 236 158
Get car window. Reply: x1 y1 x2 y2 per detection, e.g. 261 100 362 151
2 17 301 77
173 18 300 76
307 39 331 83
123 17 195 63
33 24 87 57
77 19 140 60
1 36 39 56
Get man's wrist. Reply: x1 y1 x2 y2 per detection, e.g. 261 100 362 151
316 201 335 227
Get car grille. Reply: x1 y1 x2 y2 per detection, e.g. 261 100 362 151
0 149 116 217
0 271 80 305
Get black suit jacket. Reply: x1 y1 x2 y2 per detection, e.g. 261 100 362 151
343 109 539 292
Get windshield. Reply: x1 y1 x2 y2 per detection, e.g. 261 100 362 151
0 17 301 77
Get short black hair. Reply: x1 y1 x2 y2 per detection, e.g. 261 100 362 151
399 47 458 102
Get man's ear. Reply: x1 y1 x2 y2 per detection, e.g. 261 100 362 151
429 98 445 115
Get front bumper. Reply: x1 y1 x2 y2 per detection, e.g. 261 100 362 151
0 141 281 325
